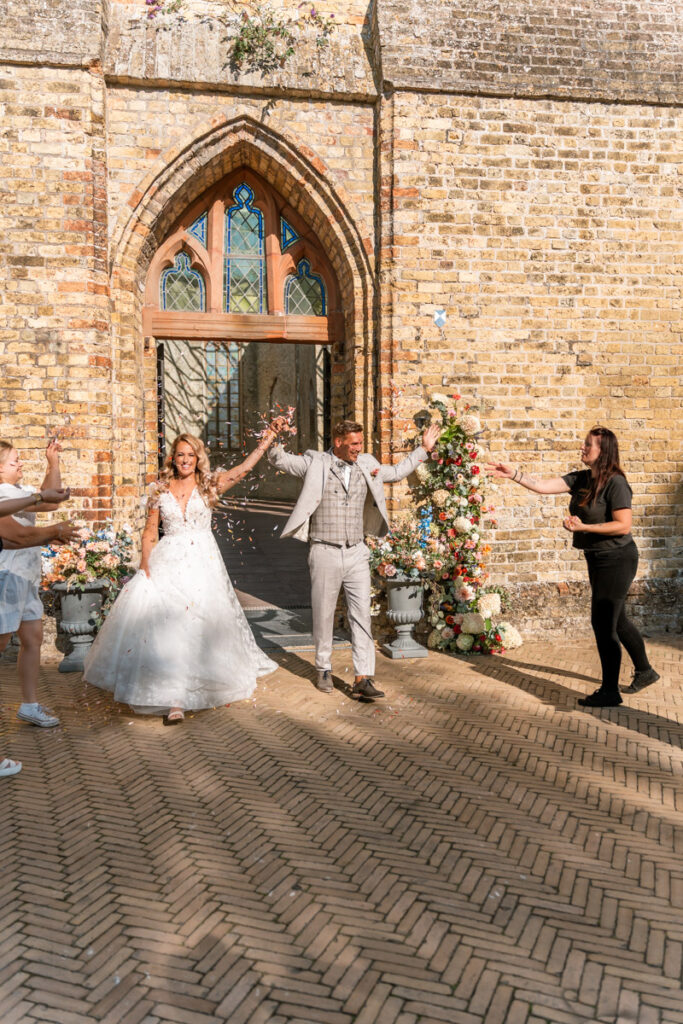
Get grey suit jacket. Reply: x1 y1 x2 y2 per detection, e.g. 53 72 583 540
268 445 429 542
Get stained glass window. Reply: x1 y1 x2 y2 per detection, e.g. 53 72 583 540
224 184 266 314
160 252 206 312
285 259 326 316
188 212 207 247
281 217 298 251
206 342 241 452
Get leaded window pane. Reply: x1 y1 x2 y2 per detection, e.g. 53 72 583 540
224 184 266 313
285 259 325 316
206 341 241 453
188 212 207 247
160 252 205 312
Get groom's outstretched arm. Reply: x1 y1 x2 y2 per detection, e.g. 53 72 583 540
268 444 312 479
376 423 440 483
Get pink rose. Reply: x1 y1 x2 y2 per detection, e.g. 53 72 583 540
385 564 397 577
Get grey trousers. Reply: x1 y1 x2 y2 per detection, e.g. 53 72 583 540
308 541 375 676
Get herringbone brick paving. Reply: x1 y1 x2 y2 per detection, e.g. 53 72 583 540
1 636 681 1024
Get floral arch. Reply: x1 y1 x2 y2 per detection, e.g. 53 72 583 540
143 167 342 345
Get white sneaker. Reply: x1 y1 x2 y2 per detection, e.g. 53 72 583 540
17 703 60 728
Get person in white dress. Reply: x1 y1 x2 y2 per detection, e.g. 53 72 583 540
0 439 78 740
84 424 284 722
0 481 73 777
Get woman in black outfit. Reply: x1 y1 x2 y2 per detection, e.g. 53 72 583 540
486 427 659 708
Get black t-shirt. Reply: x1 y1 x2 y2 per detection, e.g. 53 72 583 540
562 469 633 551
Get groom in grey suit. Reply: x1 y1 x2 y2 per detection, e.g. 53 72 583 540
269 419 440 697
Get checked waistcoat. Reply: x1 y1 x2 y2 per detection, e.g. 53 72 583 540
309 461 367 546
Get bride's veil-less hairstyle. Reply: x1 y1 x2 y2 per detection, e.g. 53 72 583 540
158 434 219 507
578 426 626 507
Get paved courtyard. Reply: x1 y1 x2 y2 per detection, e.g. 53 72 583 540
1 635 682 1024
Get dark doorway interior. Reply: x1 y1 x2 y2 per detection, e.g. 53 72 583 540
157 339 329 609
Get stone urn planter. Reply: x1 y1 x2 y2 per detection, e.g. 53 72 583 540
380 578 428 659
52 580 108 673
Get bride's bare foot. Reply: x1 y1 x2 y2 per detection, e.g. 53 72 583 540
167 707 184 723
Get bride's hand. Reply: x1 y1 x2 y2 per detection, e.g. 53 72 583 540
268 415 289 436
140 560 152 579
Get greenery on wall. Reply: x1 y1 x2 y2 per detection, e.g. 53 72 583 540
144 1 337 75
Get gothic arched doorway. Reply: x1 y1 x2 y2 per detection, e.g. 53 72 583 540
145 168 340 612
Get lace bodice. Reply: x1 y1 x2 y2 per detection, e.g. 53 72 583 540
156 488 212 535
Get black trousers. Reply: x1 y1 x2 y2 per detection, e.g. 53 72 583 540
584 540 650 696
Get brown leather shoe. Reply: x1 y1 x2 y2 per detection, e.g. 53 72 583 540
351 677 385 699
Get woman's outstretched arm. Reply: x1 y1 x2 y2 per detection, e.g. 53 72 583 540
214 418 286 495
485 461 569 495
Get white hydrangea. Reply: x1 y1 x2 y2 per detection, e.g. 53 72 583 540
430 392 450 406
456 633 474 652
427 629 442 649
415 463 431 482
478 592 501 618
454 516 472 534
462 612 486 634
461 414 482 435
432 488 450 508
458 496 469 507
498 622 523 649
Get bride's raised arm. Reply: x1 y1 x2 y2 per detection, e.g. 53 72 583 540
214 416 288 496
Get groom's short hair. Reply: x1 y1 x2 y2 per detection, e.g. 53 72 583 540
333 420 363 438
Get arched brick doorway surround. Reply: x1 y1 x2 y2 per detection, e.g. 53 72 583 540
108 113 375 527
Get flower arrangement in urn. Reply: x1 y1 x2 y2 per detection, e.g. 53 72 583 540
411 393 522 655
366 508 445 582
42 521 136 595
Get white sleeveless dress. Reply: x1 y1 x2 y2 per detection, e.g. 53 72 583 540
83 487 277 713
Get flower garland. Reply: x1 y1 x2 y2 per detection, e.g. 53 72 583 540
412 393 522 655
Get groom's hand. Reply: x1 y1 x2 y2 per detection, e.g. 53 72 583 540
422 423 441 452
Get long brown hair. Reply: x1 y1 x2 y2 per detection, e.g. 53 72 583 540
578 426 626 507
156 434 219 507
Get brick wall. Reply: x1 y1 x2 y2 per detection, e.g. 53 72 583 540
0 63 114 519
375 0 683 105
378 89 682 624
1 0 680 633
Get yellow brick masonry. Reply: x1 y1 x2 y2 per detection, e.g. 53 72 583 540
0 64 114 518
380 91 683 597
1 0 680 635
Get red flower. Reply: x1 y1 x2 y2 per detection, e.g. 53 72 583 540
438 512 447 521
453 624 462 635
454 456 462 466
370 468 380 477
494 633 502 643
471 465 480 475
445 615 455 625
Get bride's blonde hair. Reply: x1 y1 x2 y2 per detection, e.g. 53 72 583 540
157 434 219 507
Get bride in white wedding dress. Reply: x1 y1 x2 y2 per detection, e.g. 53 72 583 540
84 424 284 721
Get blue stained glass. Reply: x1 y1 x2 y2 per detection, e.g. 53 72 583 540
280 217 299 251
285 258 326 316
160 252 205 312
224 184 266 313
187 212 207 247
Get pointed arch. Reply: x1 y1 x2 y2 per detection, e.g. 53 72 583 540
107 115 375 521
